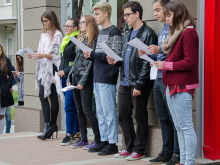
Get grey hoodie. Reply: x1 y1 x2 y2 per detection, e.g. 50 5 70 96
14 49 24 102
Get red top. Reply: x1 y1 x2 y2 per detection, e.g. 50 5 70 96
162 28 199 87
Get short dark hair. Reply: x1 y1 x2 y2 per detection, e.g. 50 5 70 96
123 1 143 20
152 0 171 7
68 18 79 29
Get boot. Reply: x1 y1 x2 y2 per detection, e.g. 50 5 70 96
46 124 58 139
37 123 52 140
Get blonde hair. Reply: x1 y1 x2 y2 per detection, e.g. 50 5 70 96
92 2 112 19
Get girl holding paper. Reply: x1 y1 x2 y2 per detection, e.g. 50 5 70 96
27 10 63 140
66 15 101 150
154 1 199 164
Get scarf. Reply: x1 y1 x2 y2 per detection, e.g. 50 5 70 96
162 20 191 55
78 32 87 43
59 30 78 57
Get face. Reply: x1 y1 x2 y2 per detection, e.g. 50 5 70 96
79 17 86 32
166 10 174 26
153 1 166 23
123 8 138 27
42 17 51 29
94 9 108 25
64 20 77 35
17 55 22 62
0 47 2 57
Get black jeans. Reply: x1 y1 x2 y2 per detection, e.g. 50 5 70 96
118 81 154 155
153 78 180 156
39 80 59 125
73 78 100 143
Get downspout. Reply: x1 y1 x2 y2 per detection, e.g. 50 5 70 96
17 0 21 49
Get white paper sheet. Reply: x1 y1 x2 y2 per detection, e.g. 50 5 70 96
55 72 65 102
69 36 93 52
61 85 77 92
99 42 123 63
128 37 151 55
23 47 35 55
140 54 155 66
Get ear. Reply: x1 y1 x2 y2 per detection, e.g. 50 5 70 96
135 11 140 18
104 11 108 18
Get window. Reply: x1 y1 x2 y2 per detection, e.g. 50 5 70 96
5 0 12 5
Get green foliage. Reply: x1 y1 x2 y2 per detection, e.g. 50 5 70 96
10 107 15 120
12 90 18 103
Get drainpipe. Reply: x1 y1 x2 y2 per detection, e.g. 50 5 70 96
17 0 21 50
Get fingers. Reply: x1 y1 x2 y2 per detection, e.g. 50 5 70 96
138 49 146 56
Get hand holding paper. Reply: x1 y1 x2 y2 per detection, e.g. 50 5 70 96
23 47 35 55
128 38 151 55
69 36 93 52
61 85 77 92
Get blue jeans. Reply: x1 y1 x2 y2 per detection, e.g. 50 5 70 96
153 78 179 157
62 78 79 134
5 106 11 133
166 87 197 165
94 82 118 144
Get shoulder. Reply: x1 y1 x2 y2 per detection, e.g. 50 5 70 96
109 25 122 37
54 30 63 38
181 28 198 40
144 25 157 36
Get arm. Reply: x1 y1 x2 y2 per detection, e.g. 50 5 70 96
90 51 108 63
78 60 93 87
148 54 157 61
6 58 14 88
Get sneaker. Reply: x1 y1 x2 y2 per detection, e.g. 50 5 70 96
149 152 171 163
71 140 88 149
127 152 145 161
97 144 118 156
83 141 98 150
60 133 73 146
166 154 180 165
88 141 108 152
114 150 131 158
72 132 81 142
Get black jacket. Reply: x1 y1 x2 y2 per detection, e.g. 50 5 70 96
67 39 96 87
0 57 14 107
59 37 77 76
120 22 158 91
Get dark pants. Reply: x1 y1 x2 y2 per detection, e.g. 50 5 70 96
73 78 100 143
118 81 154 155
153 78 180 156
39 80 59 125
18 101 24 106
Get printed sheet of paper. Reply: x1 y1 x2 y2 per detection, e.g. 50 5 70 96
61 85 77 92
99 42 123 64
128 37 151 55
55 72 65 102
69 36 93 52
23 47 35 55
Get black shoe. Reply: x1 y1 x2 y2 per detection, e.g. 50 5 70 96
46 124 58 139
166 154 180 165
149 152 171 163
88 141 108 152
37 123 52 140
60 133 73 146
97 144 118 156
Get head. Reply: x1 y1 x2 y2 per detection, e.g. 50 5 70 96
93 2 112 25
152 0 170 23
0 44 8 76
122 1 143 27
16 49 24 72
78 15 99 48
164 0 196 35
41 10 63 36
64 18 78 35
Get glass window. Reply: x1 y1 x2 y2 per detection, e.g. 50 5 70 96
5 0 11 5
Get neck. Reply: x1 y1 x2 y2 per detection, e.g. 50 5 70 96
101 19 112 29
163 20 168 24
132 19 143 31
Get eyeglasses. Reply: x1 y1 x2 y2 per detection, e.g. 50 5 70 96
64 25 76 29
79 21 86 25
123 13 135 18
41 20 50 24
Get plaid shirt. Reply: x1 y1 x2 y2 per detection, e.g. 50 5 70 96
167 85 195 98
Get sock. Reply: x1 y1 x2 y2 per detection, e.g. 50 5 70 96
0 119 5 134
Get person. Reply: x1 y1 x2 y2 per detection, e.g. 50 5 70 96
0 44 14 134
107 1 157 161
53 18 80 146
27 9 63 140
154 1 199 164
66 15 101 150
138 0 180 164
83 2 122 155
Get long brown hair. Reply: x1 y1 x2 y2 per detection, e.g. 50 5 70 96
0 44 8 76
163 0 195 35
41 10 63 39
78 15 99 47
16 55 23 72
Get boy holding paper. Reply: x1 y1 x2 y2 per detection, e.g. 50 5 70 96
84 2 122 155
107 1 157 161
138 0 180 164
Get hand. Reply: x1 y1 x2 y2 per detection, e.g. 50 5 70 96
148 45 160 54
52 77 56 84
106 56 115 65
12 71 17 77
83 51 91 59
133 88 141 96
66 82 71 86
57 70 65 78
16 72 20 77
77 84 83 90
150 63 154 67
27 53 32 58
138 49 147 56
154 61 163 69
32 53 43 60
10 88 13 93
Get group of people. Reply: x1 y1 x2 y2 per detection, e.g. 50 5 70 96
0 0 199 165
